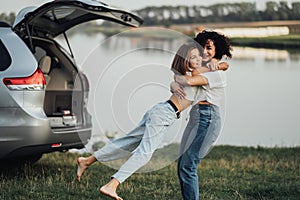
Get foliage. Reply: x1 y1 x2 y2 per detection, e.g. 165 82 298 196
132 1 300 26
2 1 300 27
0 12 15 25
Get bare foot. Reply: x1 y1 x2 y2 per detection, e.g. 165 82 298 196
76 157 89 182
100 181 122 200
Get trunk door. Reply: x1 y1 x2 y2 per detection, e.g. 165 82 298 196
12 0 143 38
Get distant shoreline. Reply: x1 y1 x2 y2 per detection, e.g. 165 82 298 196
75 21 300 49
230 35 300 49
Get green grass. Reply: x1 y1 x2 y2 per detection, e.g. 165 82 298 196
231 34 300 49
0 145 299 200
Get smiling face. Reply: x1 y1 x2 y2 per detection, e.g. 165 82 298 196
202 39 216 63
188 48 202 70
171 43 203 75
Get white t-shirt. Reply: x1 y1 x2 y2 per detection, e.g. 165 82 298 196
184 85 198 101
184 71 198 102
195 71 227 107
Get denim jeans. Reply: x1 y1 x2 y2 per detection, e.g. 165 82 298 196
94 101 177 183
178 104 221 200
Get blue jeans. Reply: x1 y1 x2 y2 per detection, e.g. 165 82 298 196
94 101 177 183
178 104 221 200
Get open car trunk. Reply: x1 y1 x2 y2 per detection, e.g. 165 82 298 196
32 37 88 128
12 0 143 129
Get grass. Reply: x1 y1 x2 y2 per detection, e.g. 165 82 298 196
0 145 299 200
230 34 300 49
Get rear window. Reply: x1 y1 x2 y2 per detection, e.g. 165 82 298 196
0 40 12 71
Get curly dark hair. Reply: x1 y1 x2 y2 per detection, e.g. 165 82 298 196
194 30 232 60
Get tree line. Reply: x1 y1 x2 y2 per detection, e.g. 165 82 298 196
0 13 15 25
134 1 300 26
1 1 299 26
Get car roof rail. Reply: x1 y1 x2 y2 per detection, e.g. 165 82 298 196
0 21 11 27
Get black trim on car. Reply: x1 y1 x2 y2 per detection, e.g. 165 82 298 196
0 22 10 27
0 40 12 71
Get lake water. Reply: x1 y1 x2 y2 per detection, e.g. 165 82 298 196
59 28 300 148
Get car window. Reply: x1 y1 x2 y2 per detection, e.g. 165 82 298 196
0 40 12 71
44 6 77 22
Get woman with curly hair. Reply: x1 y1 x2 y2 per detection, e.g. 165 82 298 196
76 42 228 200
171 30 233 200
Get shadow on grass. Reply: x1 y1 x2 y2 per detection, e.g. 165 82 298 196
0 159 56 180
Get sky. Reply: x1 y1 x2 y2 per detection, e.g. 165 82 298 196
1 0 299 14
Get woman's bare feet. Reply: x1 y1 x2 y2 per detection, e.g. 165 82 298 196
100 178 122 200
77 156 97 182
77 157 89 182
77 155 97 182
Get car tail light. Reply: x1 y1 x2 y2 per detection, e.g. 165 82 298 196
51 143 62 148
3 68 46 90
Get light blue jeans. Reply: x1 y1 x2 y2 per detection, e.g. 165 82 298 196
178 104 221 200
94 101 177 183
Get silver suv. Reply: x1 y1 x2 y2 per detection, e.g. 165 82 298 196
0 0 143 163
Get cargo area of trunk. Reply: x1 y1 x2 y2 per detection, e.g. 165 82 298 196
33 38 84 128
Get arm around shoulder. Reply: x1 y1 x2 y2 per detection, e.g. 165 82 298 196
175 74 208 86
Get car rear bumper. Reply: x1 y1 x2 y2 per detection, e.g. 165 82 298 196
0 107 92 159
1 125 92 159
3 127 92 159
